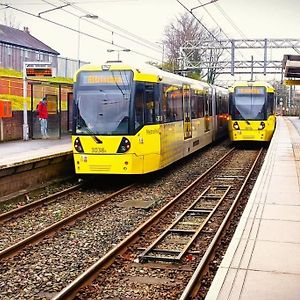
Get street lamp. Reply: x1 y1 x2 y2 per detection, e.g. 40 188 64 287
77 14 98 68
107 49 131 61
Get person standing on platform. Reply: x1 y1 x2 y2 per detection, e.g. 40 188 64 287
37 97 49 139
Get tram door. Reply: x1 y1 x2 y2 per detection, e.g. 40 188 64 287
204 89 211 132
183 85 192 139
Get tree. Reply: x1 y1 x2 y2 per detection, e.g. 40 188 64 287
163 12 223 83
271 80 289 106
163 12 206 71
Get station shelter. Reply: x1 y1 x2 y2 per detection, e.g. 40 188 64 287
29 81 73 139
282 54 300 117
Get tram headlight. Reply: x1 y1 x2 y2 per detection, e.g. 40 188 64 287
258 121 265 130
117 137 131 153
74 137 84 153
233 121 240 130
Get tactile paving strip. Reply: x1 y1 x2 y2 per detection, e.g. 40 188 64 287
293 143 300 161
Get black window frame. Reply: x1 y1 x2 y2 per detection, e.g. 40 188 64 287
133 81 160 132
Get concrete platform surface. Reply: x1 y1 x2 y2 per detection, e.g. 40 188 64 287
206 116 300 300
0 135 72 168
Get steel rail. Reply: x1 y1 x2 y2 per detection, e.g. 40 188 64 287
0 183 83 223
52 148 235 300
0 185 133 259
179 148 263 300
139 185 231 263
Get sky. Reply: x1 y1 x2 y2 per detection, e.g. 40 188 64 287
1 0 300 82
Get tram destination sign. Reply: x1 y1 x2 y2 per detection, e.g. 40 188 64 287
235 87 265 95
79 71 132 86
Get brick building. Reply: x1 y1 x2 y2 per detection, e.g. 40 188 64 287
0 24 59 71
0 24 75 142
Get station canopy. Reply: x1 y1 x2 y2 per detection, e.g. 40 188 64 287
283 54 300 85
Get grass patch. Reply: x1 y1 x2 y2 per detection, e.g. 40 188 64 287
0 68 73 84
0 68 22 78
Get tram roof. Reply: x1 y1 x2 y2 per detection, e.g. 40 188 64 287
76 61 222 91
228 81 275 92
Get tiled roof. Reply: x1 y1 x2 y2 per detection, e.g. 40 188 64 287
0 24 59 55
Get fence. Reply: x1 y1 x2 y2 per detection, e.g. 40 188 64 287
57 57 89 78
0 42 89 79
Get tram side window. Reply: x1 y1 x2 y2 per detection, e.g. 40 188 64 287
134 82 160 129
229 93 233 114
267 93 275 116
145 83 157 124
219 95 228 114
208 94 213 116
191 90 197 119
170 86 183 121
191 90 204 118
162 85 168 122
134 83 145 129
162 85 183 122
216 95 221 115
204 93 210 116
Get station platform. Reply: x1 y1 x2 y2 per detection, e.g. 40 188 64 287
0 135 72 169
206 116 300 300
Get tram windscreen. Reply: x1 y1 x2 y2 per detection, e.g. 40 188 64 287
75 70 133 135
231 87 267 120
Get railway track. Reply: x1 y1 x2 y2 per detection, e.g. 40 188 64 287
0 183 83 223
53 147 264 299
0 141 232 299
0 183 133 258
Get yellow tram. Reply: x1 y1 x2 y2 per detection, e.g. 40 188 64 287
228 81 276 142
72 62 228 175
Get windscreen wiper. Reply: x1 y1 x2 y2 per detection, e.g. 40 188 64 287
112 72 125 97
241 116 251 125
235 109 251 125
82 126 102 144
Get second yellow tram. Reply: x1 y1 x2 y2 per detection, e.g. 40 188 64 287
228 81 276 142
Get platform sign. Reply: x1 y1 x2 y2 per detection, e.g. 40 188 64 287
284 79 300 86
26 67 53 77
24 62 56 78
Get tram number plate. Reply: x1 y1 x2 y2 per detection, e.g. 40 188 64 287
91 147 107 153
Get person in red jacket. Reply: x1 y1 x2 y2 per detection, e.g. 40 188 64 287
37 97 49 139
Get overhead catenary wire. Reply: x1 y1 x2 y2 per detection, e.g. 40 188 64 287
4 0 137 4
213 2 261 58
176 0 232 74
176 0 227 50
176 0 269 79
2 0 163 54
58 0 162 51
39 0 162 53
0 3 161 62
196 0 230 40
214 2 248 40
195 0 246 60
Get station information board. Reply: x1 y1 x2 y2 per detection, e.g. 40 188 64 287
26 67 53 77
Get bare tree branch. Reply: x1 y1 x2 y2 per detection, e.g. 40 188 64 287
163 12 224 83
